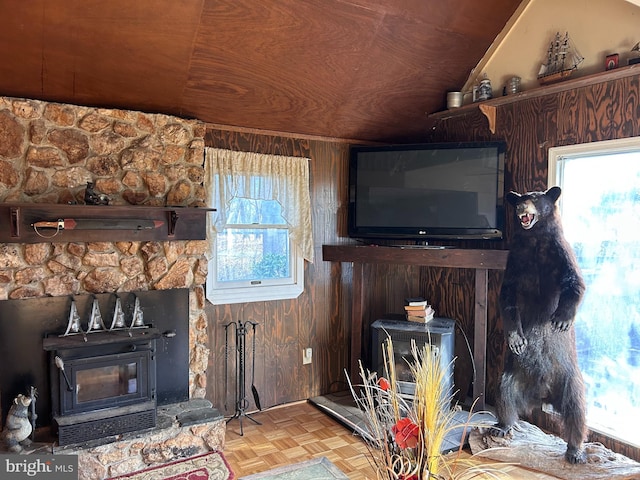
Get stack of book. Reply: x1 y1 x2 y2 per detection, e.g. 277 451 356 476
404 297 435 323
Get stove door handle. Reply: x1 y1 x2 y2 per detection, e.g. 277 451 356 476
54 356 73 391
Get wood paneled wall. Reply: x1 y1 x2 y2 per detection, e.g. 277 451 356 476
203 129 353 414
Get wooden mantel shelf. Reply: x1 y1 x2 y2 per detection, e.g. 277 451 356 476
0 203 215 244
322 244 509 409
428 63 640 133
323 244 508 269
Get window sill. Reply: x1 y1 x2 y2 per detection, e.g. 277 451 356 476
207 282 304 305
206 255 305 305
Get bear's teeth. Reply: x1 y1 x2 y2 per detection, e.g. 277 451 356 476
520 213 534 225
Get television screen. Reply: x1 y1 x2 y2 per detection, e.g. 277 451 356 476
348 141 506 241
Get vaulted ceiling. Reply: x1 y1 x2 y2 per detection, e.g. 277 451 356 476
0 0 523 143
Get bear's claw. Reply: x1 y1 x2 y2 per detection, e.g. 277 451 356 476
551 310 574 332
565 446 587 464
488 424 512 438
507 331 527 355
551 317 573 331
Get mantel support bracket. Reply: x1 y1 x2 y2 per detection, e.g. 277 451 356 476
479 104 497 134
168 210 178 237
10 206 20 238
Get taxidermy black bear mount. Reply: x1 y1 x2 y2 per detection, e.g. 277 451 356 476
491 186 588 464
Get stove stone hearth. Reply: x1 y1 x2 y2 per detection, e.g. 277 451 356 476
16 399 226 480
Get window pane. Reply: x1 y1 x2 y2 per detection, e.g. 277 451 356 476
227 197 287 225
207 166 306 304
216 228 290 282
557 151 640 447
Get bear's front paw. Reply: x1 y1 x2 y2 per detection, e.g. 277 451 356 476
551 312 573 332
507 331 527 355
565 445 587 464
488 423 513 438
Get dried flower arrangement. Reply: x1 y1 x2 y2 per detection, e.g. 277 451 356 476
348 337 511 480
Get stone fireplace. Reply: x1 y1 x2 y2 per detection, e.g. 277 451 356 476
0 96 223 478
0 289 227 480
0 94 211 393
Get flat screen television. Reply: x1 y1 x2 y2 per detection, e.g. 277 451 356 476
348 141 506 241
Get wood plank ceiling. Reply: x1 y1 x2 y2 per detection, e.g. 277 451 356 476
0 0 522 143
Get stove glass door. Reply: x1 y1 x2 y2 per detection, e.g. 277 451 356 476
61 350 152 415
76 362 138 403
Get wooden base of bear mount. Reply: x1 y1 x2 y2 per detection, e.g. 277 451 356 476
469 421 640 480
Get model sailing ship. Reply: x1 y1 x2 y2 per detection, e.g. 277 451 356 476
538 32 584 85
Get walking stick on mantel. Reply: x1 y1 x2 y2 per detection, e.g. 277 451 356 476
224 319 261 436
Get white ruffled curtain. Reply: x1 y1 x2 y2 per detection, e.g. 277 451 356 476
205 147 314 263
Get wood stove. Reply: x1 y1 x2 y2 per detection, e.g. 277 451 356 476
0 289 189 447
44 328 160 446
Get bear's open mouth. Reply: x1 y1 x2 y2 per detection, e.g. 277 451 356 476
519 213 536 229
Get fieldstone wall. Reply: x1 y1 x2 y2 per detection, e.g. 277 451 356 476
0 96 206 206
0 95 210 398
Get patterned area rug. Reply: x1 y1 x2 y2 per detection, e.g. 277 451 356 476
109 451 235 480
239 457 348 480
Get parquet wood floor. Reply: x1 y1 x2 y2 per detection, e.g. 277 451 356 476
223 400 560 479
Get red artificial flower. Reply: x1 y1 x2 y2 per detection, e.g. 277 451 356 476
399 475 418 480
378 377 390 391
391 417 419 449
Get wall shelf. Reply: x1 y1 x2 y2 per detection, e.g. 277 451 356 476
322 244 509 409
0 203 215 243
428 63 640 131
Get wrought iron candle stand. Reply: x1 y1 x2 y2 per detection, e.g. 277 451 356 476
225 319 261 435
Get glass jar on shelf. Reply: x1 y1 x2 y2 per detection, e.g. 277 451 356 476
473 74 493 102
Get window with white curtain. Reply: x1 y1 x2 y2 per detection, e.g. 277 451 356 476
548 137 640 447
205 148 313 305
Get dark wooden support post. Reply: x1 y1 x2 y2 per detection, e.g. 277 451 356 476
473 267 489 409
350 262 364 384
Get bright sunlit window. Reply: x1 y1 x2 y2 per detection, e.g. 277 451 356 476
204 148 313 305
216 198 291 284
549 138 640 447
208 195 304 305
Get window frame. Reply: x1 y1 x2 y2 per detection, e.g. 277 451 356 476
548 136 640 190
205 148 313 305
548 136 640 449
207 220 305 305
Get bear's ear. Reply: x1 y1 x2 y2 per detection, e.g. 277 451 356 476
546 186 562 203
506 191 521 206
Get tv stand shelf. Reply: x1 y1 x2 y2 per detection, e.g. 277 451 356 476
322 244 509 409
